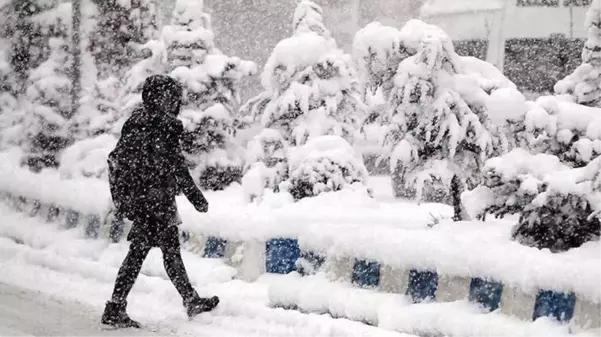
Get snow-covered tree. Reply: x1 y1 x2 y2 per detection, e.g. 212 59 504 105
555 0 601 107
352 22 412 175
7 1 70 92
241 0 365 147
21 37 72 171
88 0 158 79
383 21 522 212
180 104 244 190
0 50 20 149
70 0 159 140
353 22 409 103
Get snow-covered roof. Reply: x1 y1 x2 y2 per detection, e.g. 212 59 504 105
420 0 507 17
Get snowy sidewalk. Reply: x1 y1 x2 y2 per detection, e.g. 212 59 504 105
0 283 173 336
0 206 408 337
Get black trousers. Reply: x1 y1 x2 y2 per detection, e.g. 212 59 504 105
110 228 196 304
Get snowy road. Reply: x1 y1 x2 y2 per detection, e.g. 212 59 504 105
0 205 410 337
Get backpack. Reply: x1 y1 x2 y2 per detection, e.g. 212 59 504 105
108 146 137 219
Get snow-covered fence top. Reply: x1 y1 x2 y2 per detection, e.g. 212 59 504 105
0 150 599 305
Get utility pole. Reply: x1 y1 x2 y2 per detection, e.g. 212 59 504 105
70 0 81 119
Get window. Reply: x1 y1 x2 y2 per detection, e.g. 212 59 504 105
517 0 559 6
563 0 591 6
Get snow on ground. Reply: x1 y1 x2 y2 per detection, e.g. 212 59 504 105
0 205 408 337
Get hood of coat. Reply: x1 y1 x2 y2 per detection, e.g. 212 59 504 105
141 75 183 117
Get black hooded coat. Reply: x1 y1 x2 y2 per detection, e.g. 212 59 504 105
108 75 208 248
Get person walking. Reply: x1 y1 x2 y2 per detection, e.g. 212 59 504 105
102 75 219 328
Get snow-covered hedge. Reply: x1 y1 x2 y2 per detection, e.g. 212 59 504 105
463 149 600 252
58 134 117 180
283 136 369 200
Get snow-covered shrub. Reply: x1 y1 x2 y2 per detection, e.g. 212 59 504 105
58 134 117 180
462 149 570 219
21 37 73 171
241 0 365 147
242 129 289 202
511 96 601 168
282 136 368 201
463 150 600 252
383 20 526 207
555 0 601 107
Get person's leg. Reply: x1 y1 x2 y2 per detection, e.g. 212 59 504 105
110 244 151 302
102 243 151 327
162 245 196 300
160 226 219 317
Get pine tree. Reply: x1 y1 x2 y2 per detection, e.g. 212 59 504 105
88 0 157 79
9 0 66 92
21 37 72 171
384 22 511 217
241 0 365 147
555 0 601 107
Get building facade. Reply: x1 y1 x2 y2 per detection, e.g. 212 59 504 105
420 0 591 92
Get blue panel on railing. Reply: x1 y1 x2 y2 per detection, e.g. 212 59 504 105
469 277 504 311
109 217 125 243
352 259 380 288
85 214 101 239
46 205 60 222
533 290 576 323
266 238 300 274
64 210 80 229
204 236 227 258
407 269 438 303
298 250 326 276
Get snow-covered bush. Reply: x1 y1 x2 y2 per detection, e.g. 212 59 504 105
180 104 244 191
511 96 601 168
241 0 365 147
462 149 570 219
58 134 117 180
383 20 526 207
242 129 289 202
282 136 369 201
555 0 601 107
463 150 600 252
21 37 72 171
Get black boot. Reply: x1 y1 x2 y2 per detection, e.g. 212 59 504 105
184 293 220 318
101 300 142 328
